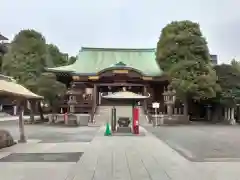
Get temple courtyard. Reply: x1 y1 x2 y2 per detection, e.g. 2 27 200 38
0 121 239 179
144 124 240 162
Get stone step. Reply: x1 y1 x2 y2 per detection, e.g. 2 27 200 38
116 127 132 133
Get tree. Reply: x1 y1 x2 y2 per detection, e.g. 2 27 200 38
46 44 68 67
215 64 240 106
1 29 67 122
0 43 8 70
1 30 47 122
2 29 46 85
0 53 3 71
68 56 77 65
0 55 2 70
231 58 240 72
169 60 219 115
156 21 219 116
35 72 66 112
156 20 211 71
209 64 240 122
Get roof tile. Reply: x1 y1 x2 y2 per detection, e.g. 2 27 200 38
47 47 163 76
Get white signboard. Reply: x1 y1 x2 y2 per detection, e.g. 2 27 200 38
152 102 160 109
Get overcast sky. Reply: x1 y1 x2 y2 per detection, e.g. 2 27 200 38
1 0 239 63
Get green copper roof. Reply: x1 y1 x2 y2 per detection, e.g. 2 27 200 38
47 47 163 76
112 61 127 67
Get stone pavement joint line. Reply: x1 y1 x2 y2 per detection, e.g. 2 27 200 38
1 113 240 180
65 126 216 180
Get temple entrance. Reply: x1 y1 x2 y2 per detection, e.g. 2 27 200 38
97 84 144 105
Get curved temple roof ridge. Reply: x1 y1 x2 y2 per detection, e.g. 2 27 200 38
46 47 163 77
111 61 127 67
80 47 156 52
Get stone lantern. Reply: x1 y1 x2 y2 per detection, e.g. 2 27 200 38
66 90 78 113
163 86 176 116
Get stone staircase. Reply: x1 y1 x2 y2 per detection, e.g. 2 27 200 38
93 106 112 126
93 105 148 126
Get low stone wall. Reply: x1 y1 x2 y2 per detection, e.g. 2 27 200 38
150 114 189 125
48 114 90 126
163 115 189 125
75 114 90 126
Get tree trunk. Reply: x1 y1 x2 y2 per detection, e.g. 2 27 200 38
29 101 35 123
37 101 44 121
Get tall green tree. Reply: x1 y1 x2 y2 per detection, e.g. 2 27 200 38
156 20 211 71
0 43 8 70
46 44 68 67
2 29 46 86
68 56 77 65
34 72 66 112
231 58 240 72
156 21 219 116
169 60 219 115
0 53 3 71
1 30 47 122
215 64 240 106
1 29 67 120
209 64 240 122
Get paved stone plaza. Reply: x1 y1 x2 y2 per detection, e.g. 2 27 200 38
1 118 240 179
0 121 99 143
144 124 240 162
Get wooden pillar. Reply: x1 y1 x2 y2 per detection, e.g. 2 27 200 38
224 108 228 120
174 108 177 115
18 100 26 143
228 108 231 120
92 84 97 123
230 108 236 125
143 85 148 114
178 108 182 114
13 105 17 116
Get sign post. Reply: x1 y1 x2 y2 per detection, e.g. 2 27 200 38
152 102 160 127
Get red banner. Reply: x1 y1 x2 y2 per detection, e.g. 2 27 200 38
133 107 139 134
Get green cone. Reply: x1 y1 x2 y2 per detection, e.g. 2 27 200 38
104 122 112 136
